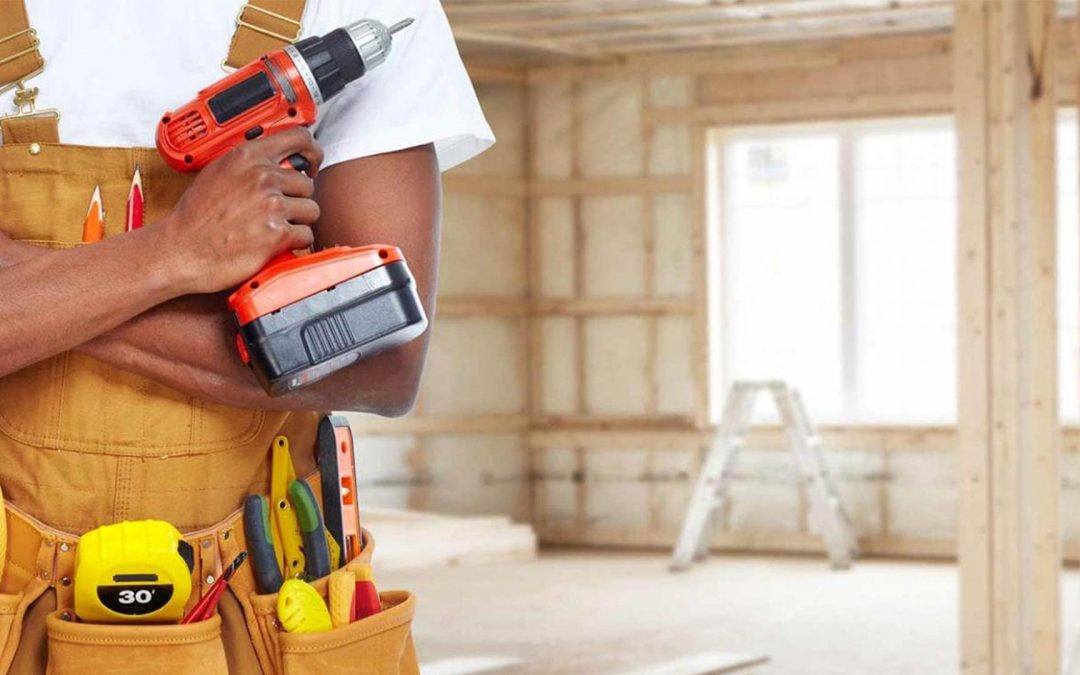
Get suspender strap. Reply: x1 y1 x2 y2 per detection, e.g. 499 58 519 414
0 0 42 94
0 0 57 145
225 0 309 70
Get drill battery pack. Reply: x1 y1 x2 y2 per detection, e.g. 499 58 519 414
227 246 427 396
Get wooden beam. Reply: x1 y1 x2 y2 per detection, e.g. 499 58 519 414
547 2 953 45
531 175 693 196
442 175 529 197
645 92 952 127
954 1 1061 673
452 28 588 59
453 0 950 36
349 413 531 435
533 297 695 316
437 297 530 317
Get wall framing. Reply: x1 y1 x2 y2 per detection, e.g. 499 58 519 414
354 21 1080 574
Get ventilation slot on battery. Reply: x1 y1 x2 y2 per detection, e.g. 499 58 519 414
165 110 209 147
303 314 355 361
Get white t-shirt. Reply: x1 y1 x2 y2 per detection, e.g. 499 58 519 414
5 0 494 171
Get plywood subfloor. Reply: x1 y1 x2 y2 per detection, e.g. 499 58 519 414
383 551 965 674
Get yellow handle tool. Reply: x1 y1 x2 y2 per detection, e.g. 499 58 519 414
270 436 305 580
327 568 354 628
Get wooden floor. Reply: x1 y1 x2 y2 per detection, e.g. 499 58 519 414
375 550 1060 675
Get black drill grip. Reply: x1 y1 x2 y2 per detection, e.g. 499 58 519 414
281 153 311 173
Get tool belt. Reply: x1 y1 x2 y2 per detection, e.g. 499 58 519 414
0 478 418 675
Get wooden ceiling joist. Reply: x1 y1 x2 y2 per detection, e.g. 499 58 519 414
444 0 1068 61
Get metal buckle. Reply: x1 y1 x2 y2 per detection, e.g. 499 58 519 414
236 4 302 44
0 78 60 135
0 28 38 67
0 29 42 96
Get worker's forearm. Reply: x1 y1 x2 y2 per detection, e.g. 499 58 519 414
80 292 426 413
0 227 191 378
1 235 424 413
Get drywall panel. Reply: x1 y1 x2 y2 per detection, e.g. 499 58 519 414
441 194 526 297
536 447 578 527
453 83 525 178
656 316 695 416
532 82 573 179
886 451 956 539
583 196 646 297
649 125 691 176
538 197 576 299
584 317 650 415
649 76 694 109
424 434 530 520
725 450 802 532
542 317 578 414
653 194 694 296
352 433 418 511
651 448 699 533
423 318 527 416
578 80 643 178
585 449 652 530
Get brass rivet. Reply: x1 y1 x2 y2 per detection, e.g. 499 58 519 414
206 575 215 585
28 143 41 156
60 577 71 587
60 611 72 621
39 570 49 580
222 530 231 541
59 542 70 553
201 539 212 549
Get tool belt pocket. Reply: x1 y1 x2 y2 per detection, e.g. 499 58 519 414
243 527 419 675
0 591 26 670
250 581 417 675
44 611 229 675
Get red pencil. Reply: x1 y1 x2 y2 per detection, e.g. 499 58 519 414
125 166 144 232
181 552 247 624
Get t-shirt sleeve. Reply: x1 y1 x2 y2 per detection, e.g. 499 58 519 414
310 0 495 172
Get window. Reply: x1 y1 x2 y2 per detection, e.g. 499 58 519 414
717 114 1080 424
717 119 955 424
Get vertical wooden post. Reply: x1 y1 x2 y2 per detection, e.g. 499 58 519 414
954 1 1061 674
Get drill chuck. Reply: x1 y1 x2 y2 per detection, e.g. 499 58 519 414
284 18 412 106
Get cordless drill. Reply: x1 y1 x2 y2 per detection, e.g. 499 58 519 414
157 19 427 396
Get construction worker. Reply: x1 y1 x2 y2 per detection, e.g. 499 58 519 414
0 0 492 672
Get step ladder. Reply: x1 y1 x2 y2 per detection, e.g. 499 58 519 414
670 381 859 571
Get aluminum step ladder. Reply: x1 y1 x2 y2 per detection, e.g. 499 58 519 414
670 381 859 571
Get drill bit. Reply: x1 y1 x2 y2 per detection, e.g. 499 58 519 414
389 18 415 35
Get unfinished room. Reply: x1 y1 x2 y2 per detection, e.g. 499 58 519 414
5 0 1080 673
346 1 1080 673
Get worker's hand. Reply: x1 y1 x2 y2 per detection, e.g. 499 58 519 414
158 128 325 294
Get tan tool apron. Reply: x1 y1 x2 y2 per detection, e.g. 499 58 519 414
0 4 421 673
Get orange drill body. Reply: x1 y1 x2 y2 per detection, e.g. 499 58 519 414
157 50 318 172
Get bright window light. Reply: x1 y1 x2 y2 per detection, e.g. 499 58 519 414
716 114 1080 425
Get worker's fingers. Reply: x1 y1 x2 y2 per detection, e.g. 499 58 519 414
251 128 324 175
278 169 316 198
281 196 321 224
283 224 315 250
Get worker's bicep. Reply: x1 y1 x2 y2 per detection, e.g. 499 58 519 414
311 144 442 309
